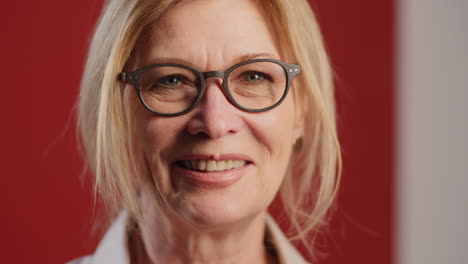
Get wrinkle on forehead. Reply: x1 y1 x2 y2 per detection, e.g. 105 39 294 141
135 0 288 70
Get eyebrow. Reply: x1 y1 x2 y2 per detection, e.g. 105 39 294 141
146 52 279 70
235 52 279 64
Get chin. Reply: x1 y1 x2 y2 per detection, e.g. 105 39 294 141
170 190 264 229
164 160 265 227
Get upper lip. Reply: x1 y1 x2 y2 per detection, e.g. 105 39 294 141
173 153 254 164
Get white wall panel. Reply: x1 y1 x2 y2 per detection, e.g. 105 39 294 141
397 0 468 263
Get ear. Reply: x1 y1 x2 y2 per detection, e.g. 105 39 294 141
292 85 307 144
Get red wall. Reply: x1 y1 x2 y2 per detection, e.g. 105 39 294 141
0 1 393 263
1 1 104 263
311 0 394 263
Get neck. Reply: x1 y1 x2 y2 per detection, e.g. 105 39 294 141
130 190 278 264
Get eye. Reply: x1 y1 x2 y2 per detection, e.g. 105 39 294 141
157 75 183 86
242 71 266 82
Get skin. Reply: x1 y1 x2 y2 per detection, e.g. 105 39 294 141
124 0 304 263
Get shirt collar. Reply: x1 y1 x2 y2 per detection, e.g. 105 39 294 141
91 212 309 264
265 214 310 264
92 211 129 264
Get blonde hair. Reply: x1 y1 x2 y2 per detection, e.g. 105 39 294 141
78 0 341 257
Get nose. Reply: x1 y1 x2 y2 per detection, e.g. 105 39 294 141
185 78 244 139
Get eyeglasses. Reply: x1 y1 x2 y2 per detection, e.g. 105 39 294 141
119 58 301 116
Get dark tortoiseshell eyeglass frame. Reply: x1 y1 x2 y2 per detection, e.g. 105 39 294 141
119 58 301 116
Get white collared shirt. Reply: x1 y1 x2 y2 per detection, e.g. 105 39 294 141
66 212 310 264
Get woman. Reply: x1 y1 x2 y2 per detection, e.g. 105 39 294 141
69 0 341 263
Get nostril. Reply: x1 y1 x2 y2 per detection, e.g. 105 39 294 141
184 81 243 139
193 131 211 139
185 106 241 139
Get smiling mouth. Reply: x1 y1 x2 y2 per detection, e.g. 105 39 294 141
176 160 249 172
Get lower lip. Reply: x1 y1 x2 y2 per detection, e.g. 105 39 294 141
171 163 251 189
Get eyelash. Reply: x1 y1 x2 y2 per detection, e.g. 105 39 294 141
240 71 271 82
155 75 186 87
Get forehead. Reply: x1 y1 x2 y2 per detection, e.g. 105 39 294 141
137 0 281 69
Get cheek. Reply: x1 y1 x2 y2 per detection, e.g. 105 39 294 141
251 95 296 155
140 116 185 171
125 88 187 192
142 117 183 150
247 96 296 191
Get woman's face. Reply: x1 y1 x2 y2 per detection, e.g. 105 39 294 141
128 0 303 227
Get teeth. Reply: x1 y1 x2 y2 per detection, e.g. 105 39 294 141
197 160 206 171
233 160 244 169
181 160 246 172
217 160 226 171
226 160 233 169
206 160 216 171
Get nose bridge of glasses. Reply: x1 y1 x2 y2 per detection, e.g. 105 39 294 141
199 70 233 109
202 70 225 79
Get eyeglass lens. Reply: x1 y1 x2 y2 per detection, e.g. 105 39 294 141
139 61 287 114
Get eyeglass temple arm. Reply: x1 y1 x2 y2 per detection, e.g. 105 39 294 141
120 72 138 83
119 72 129 83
